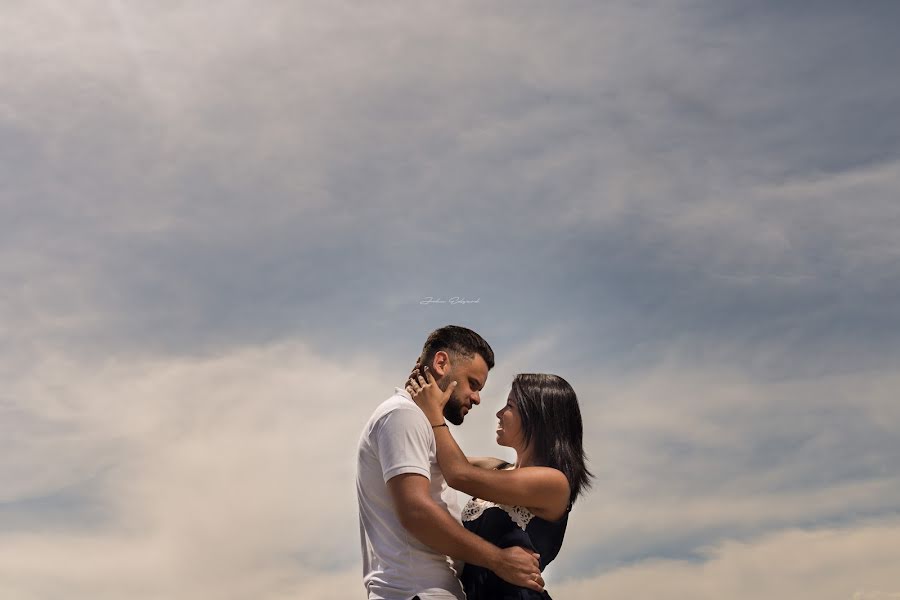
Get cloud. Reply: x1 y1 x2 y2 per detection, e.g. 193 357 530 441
0 341 386 599
552 518 900 600
2 333 898 599
2 2 900 598
548 363 900 577
3 0 899 370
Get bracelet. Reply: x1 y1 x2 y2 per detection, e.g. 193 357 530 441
432 423 448 429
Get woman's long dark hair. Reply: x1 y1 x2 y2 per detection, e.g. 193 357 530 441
511 373 593 505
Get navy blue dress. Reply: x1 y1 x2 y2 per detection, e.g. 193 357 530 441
460 488 569 600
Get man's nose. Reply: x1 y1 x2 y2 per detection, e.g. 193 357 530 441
471 392 481 405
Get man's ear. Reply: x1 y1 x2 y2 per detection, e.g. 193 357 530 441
432 350 451 377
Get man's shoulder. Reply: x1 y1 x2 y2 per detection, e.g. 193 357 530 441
372 390 419 417
366 390 427 430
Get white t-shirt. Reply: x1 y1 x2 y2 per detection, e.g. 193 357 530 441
357 388 465 600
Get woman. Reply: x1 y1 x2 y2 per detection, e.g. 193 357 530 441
407 367 592 600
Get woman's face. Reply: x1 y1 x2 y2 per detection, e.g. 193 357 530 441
495 392 525 450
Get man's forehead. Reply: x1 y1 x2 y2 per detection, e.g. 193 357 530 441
457 353 489 382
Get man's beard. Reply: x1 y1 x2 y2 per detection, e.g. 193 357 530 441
438 375 467 425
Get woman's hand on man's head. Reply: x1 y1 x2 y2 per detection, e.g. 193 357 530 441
406 365 456 427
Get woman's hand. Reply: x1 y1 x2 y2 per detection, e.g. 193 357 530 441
406 366 457 426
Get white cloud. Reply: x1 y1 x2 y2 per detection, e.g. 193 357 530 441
0 342 385 599
2 335 899 599
544 363 900 578
552 519 900 600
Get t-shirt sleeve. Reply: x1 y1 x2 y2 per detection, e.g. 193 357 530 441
374 407 432 483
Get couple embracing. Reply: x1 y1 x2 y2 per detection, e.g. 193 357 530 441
357 325 592 599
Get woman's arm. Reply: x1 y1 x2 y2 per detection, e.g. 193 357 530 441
433 425 569 515
467 456 508 469
407 368 569 515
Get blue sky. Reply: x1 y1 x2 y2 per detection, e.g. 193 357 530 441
2 2 899 598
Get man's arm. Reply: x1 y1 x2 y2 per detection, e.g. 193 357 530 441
387 473 544 593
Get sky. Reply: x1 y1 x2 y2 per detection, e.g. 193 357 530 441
2 1 899 599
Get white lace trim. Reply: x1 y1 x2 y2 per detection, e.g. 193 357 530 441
462 497 535 530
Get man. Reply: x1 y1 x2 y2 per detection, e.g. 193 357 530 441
357 325 543 599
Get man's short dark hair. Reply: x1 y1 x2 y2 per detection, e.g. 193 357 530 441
417 325 495 371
